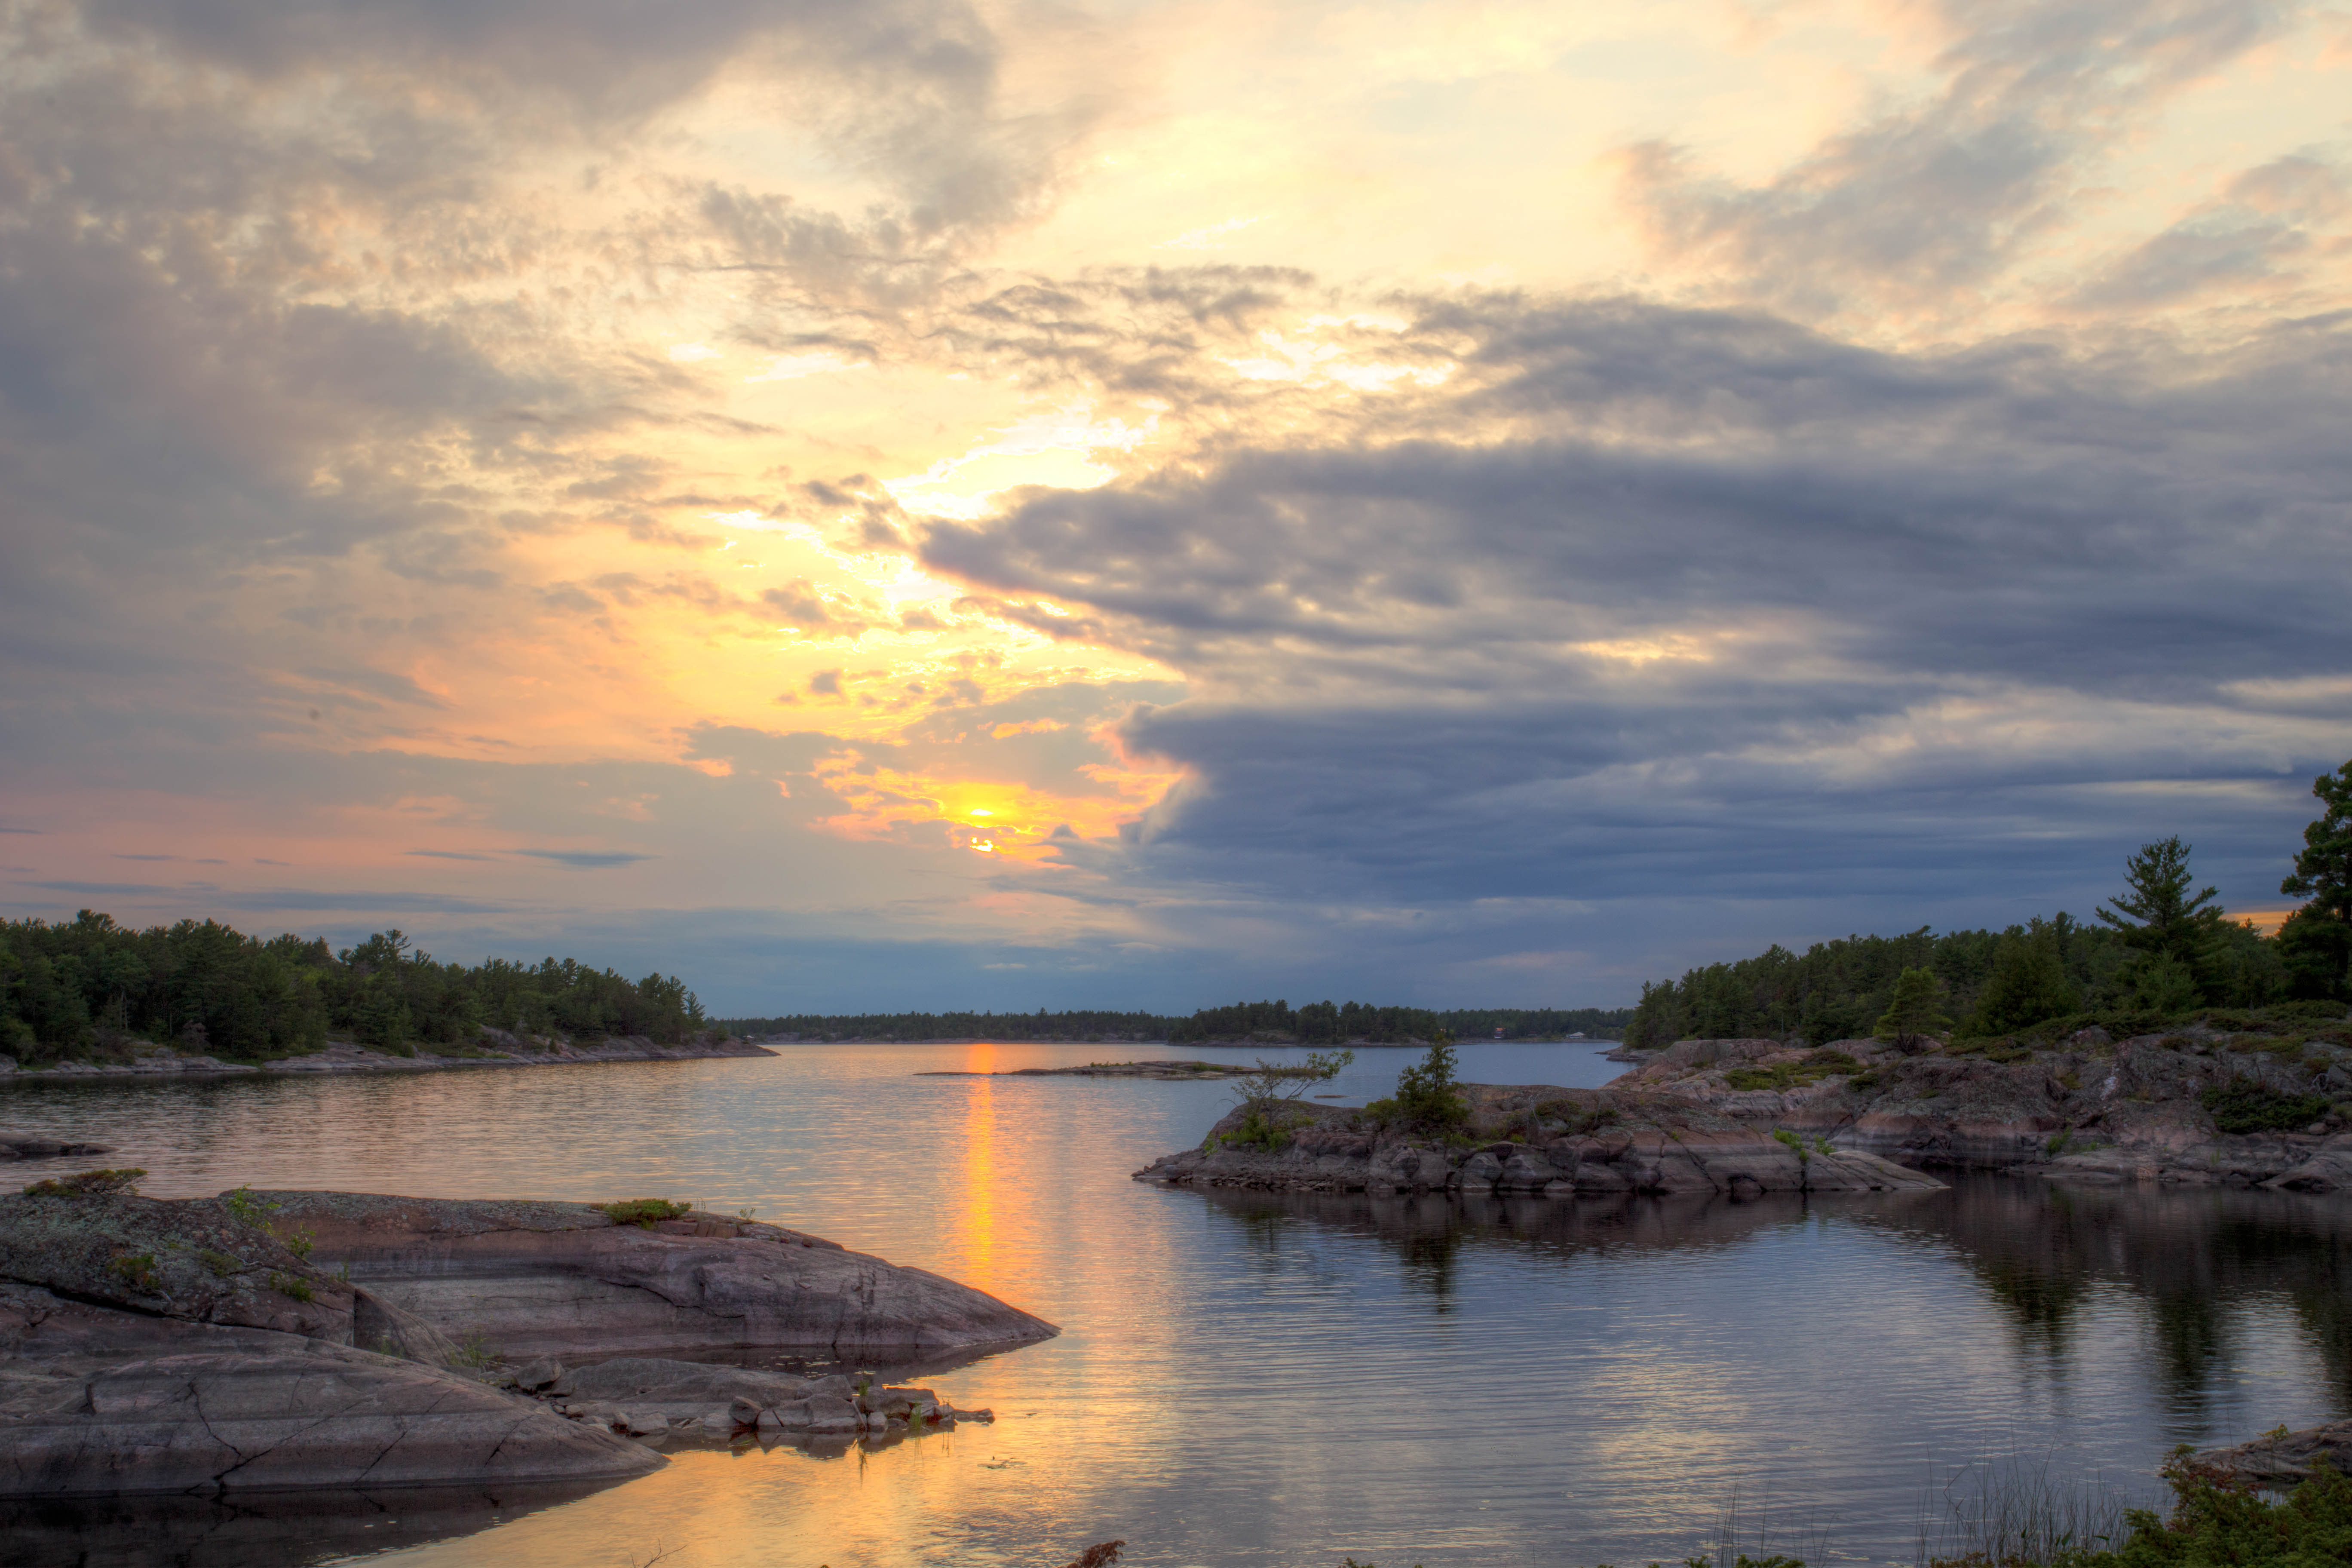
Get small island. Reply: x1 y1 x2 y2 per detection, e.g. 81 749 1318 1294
917 1058 1331 1080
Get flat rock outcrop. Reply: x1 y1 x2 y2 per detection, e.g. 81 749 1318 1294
264 1191 1058 1358
1134 1084 1943 1197
0 1283 661 1497
1610 1025 2352 1187
0 1186 1053 1498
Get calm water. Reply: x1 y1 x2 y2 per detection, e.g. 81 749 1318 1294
4 1041 2349 1568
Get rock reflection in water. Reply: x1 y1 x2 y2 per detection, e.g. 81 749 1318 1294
0 1479 617 1568
1193 1184 1939 1309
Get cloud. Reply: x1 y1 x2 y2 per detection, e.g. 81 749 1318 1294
513 849 655 869
926 292 2352 930
1615 0 2294 319
2075 153 2352 310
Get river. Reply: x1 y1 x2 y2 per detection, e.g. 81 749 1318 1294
3 1040 2347 1568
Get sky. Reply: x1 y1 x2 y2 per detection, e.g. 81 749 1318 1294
2 0 2349 1016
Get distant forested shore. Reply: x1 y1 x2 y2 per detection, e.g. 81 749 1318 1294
721 1002 1634 1045
0 912 707 1067
1627 761 2352 1049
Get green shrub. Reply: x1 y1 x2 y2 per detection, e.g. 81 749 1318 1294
1724 1049 1861 1092
107 1252 160 1292
22 1166 146 1197
1217 1106 1299 1153
2202 1080 2334 1135
599 1198 693 1228
223 1185 278 1227
267 1271 314 1302
2096 1009 2168 1040
1389 1037 1469 1130
199 1249 242 1277
2266 999 2352 1025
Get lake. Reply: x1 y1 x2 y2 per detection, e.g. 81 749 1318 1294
3 1040 2348 1568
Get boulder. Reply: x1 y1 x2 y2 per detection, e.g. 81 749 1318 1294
511 1356 564 1391
758 1400 813 1432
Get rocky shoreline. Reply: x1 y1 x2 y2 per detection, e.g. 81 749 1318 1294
1609 1026 2352 1189
1137 1018 2352 1200
0 1031 776 1080
1136 1082 1944 1197
0 1187 1053 1498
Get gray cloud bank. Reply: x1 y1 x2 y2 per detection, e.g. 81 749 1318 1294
928 296 2352 957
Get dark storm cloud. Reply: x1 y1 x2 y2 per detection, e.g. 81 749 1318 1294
925 295 2352 919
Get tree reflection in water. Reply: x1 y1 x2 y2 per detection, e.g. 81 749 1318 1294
1195 1174 2352 1424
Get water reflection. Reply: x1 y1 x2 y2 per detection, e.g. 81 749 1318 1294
0 1479 616 1568
5 1050 2350 1568
1196 1177 2352 1444
1875 1181 2352 1424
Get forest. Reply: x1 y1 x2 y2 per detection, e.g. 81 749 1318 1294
0 913 707 1064
1625 760 2352 1049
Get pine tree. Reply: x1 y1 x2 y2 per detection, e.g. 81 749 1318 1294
2279 758 2352 1000
1873 967 1951 1053
2096 836 2225 999
1972 924 2079 1034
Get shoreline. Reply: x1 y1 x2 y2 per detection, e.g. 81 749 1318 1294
0 1034 775 1083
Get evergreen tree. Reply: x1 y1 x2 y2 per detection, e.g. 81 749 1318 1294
1874 967 1951 1052
2282 759 2352 921
1971 920 2080 1033
2130 953 2202 1014
2097 836 2226 999
2278 759 2352 1000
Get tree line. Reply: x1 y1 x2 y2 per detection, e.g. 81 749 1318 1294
0 912 707 1064
723 1002 1633 1044
1626 758 2352 1049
